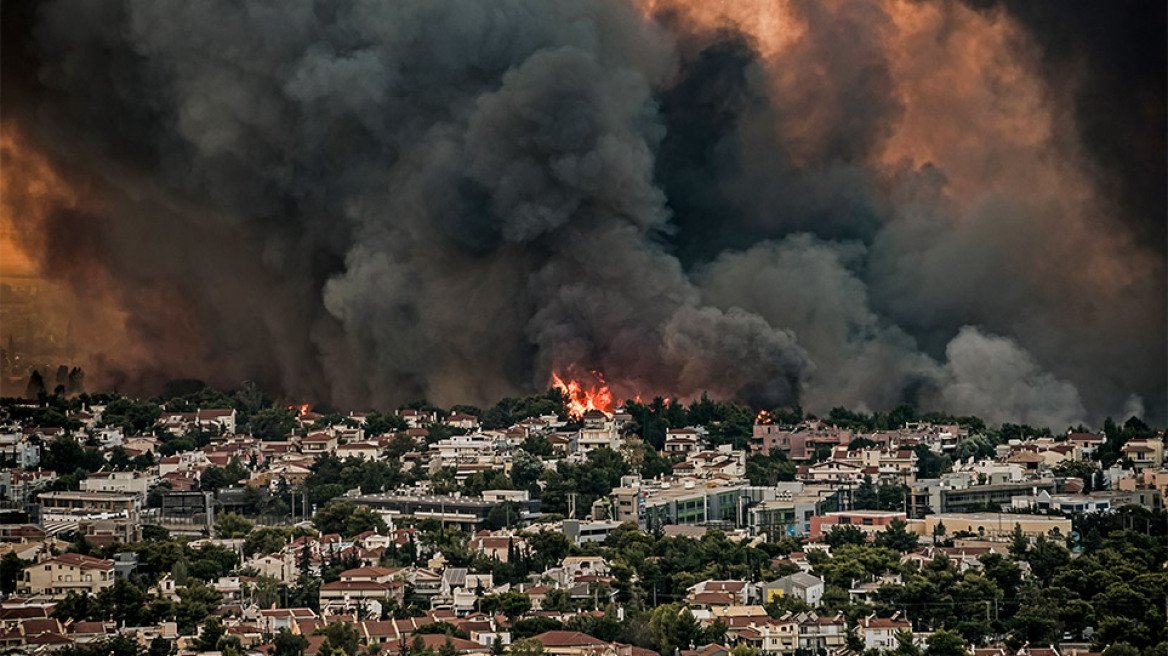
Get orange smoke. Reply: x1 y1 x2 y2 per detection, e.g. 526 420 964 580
0 122 78 277
637 0 1055 196
551 368 615 418
0 122 142 396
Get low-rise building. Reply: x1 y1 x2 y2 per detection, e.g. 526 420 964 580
919 513 1071 539
809 510 906 539
762 573 824 607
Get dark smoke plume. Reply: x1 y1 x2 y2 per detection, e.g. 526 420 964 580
1 0 1164 427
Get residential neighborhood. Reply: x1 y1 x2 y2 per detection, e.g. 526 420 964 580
0 387 1164 656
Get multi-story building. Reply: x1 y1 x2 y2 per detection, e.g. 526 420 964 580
19 553 115 598
908 477 1065 518
0 469 56 504
38 490 141 518
353 490 540 531
854 614 913 652
0 432 39 469
1121 438 1164 470
577 411 620 454
78 470 156 498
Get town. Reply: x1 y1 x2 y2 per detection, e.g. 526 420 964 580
0 383 1164 656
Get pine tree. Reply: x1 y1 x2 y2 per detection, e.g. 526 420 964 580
1009 523 1028 559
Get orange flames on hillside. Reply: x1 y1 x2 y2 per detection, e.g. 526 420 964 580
551 369 615 418
288 404 310 417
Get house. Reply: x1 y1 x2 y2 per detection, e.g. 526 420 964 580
336 442 384 461
301 433 339 455
398 409 436 428
685 581 751 608
446 414 481 431
529 631 610 656
763 573 824 607
19 553 115 598
318 579 404 612
725 617 798 656
577 411 620 454
469 533 526 563
197 408 238 434
559 557 609 585
257 609 317 634
1121 438 1164 470
798 461 865 485
664 429 703 455
854 614 912 652
1066 432 1105 459
339 567 400 584
792 612 848 653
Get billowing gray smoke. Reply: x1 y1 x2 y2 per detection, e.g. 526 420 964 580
6 0 1165 428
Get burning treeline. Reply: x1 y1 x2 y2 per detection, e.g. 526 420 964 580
0 0 1163 426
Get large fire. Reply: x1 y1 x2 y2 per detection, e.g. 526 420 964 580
551 369 615 418
288 404 310 417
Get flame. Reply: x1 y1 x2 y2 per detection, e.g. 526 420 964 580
551 369 614 418
756 409 772 425
288 404 310 417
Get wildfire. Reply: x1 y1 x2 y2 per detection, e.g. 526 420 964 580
756 409 772 425
551 369 614 418
288 404 310 417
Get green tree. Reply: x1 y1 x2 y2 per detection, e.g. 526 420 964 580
508 638 546 656
313 499 387 537
889 630 921 656
647 603 700 655
511 617 563 640
855 476 879 510
272 630 309 656
510 450 545 488
1009 523 1028 559
215 512 254 538
52 591 96 622
147 638 175 656
924 629 968 656
414 622 470 639
94 577 150 626
199 466 230 493
249 407 297 441
315 622 361 656
481 590 532 620
194 616 226 651
485 502 522 531
175 580 223 634
824 524 868 548
244 527 289 556
0 552 27 594
874 519 919 552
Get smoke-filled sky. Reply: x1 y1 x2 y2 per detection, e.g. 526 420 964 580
1 0 1164 428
